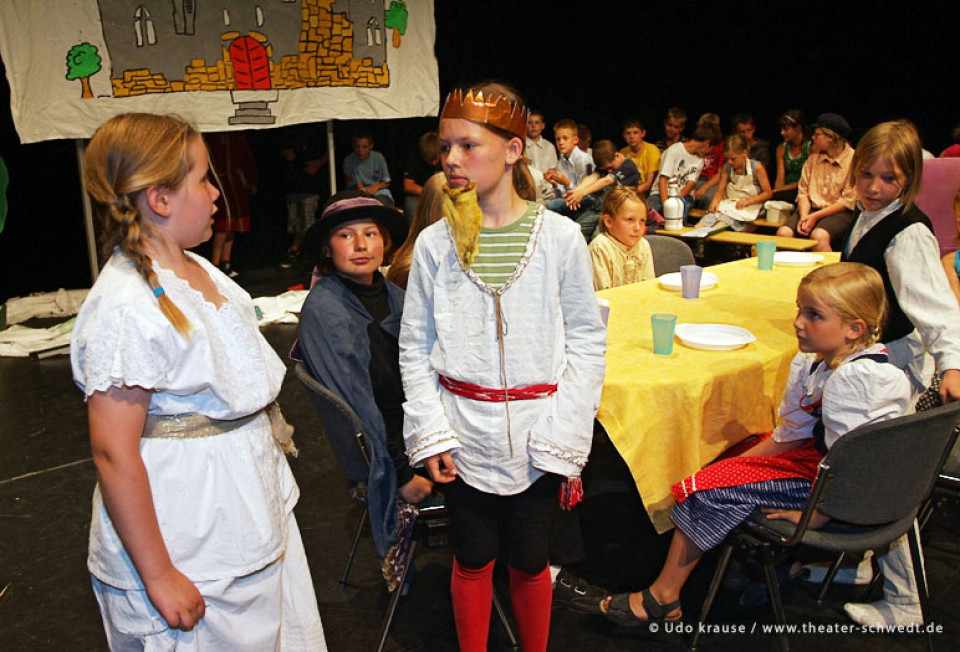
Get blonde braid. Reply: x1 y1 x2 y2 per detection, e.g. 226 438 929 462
107 192 191 336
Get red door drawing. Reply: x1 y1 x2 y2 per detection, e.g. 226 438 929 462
230 36 271 90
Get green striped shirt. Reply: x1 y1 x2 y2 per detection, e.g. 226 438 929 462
471 202 537 287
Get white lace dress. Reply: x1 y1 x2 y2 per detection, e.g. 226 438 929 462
71 251 324 649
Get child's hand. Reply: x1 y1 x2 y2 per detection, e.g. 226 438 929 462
939 369 960 403
564 189 583 210
762 507 830 529
735 198 750 210
797 214 816 235
146 566 205 631
424 451 458 484
399 474 434 504
708 198 720 213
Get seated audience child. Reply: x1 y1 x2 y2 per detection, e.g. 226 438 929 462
940 189 960 305
387 172 446 290
561 140 641 239
839 120 960 628
777 113 857 252
589 186 655 290
344 130 394 207
656 107 688 152
693 113 725 209
647 125 714 221
525 109 559 176
573 263 911 626
402 131 440 218
545 120 594 194
295 190 433 590
578 122 593 158
705 134 773 224
545 120 596 232
620 118 661 196
731 112 773 173
772 110 812 204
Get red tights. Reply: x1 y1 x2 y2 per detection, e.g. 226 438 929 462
450 558 552 651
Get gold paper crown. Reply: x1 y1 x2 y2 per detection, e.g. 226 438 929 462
440 88 528 139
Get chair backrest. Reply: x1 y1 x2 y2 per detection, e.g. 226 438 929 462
916 158 960 259
814 401 960 525
646 234 696 275
294 362 370 484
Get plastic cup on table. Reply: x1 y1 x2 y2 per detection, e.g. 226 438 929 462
651 313 677 355
756 241 776 270
680 265 703 299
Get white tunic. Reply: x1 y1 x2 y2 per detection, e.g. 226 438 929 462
399 207 607 495
71 252 298 590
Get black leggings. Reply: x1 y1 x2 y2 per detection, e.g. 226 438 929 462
445 474 561 574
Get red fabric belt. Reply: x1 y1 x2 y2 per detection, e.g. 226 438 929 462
439 375 558 402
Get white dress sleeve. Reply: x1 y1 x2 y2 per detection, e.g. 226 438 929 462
71 277 182 397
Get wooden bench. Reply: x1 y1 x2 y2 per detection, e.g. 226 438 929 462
708 231 817 251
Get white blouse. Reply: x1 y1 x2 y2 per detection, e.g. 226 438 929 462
71 251 297 589
772 344 911 449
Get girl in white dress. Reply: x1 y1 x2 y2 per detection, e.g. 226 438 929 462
71 113 325 650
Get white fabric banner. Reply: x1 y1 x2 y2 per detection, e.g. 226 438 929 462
0 0 438 143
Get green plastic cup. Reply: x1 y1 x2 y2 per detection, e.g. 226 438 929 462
651 313 677 355
757 241 776 270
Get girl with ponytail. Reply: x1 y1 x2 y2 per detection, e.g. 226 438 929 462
71 114 325 649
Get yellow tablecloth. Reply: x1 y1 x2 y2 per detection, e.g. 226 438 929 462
596 253 841 532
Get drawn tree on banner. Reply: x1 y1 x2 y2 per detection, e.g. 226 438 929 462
385 1 408 48
65 42 102 99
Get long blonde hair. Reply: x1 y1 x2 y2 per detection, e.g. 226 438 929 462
386 172 446 289
799 262 888 351
83 113 196 335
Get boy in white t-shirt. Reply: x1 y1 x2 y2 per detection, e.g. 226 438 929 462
647 124 713 224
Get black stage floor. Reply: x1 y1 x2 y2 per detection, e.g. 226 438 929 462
3 265 959 651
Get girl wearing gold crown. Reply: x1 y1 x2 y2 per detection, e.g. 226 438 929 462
398 82 606 650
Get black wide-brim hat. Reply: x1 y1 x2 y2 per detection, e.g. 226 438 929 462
314 190 409 248
811 113 852 141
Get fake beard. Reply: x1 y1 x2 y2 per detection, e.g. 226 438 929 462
442 182 484 269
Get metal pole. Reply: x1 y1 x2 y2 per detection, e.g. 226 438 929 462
75 139 99 283
326 120 336 194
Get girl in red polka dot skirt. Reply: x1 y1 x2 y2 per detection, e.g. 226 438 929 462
594 262 911 626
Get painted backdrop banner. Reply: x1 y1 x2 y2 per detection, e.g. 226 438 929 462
0 0 438 143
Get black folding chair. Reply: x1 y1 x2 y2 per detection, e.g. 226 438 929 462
295 362 518 651
691 400 960 652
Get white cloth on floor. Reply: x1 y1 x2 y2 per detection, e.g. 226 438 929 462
252 290 309 325
3 288 89 324
0 319 74 356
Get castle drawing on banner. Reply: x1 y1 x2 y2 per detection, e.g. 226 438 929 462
64 0 409 124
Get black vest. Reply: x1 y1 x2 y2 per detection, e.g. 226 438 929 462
841 205 933 343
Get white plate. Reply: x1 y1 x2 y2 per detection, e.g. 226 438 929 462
773 252 824 267
675 323 756 351
658 271 719 292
